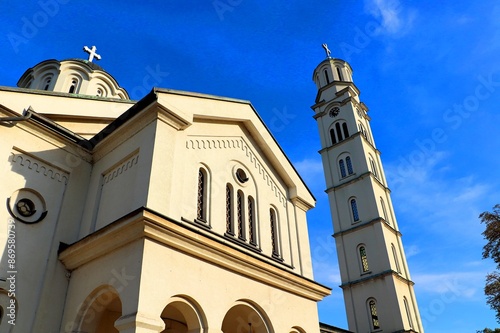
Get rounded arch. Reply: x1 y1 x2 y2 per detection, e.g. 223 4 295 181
64 72 84 94
222 299 274 333
328 119 350 145
160 295 207 333
290 326 306 333
336 152 354 178
73 284 122 333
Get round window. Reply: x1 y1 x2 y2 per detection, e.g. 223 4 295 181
236 168 249 183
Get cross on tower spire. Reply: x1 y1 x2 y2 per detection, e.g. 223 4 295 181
322 43 331 58
83 45 101 62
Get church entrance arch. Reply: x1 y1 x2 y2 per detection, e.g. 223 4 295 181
160 295 206 333
221 300 273 333
74 284 122 333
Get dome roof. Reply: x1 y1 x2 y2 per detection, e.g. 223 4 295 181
61 58 106 72
17 58 129 100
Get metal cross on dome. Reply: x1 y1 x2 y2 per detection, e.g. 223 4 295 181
322 43 331 58
83 45 101 62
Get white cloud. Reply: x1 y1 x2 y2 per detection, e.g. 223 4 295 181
294 157 326 191
413 270 487 300
405 244 420 259
364 0 416 36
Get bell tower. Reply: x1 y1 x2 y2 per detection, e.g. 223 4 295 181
311 48 424 333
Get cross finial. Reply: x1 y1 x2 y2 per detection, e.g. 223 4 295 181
322 43 331 58
83 45 101 62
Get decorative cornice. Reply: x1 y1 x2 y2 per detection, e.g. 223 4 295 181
10 146 70 184
186 137 287 207
59 208 331 301
333 217 402 238
102 151 139 185
339 269 414 289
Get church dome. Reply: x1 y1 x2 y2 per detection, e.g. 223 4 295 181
17 57 129 100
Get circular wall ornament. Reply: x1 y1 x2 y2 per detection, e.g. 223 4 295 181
7 188 47 224
329 107 340 118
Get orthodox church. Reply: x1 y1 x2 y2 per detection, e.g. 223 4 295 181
0 45 423 333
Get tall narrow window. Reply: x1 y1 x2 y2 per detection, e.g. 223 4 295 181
43 77 52 90
331 121 349 144
330 129 337 145
342 122 349 139
336 67 343 81
335 122 342 142
237 191 244 240
370 158 378 178
270 208 279 256
359 246 369 272
226 184 234 235
197 169 207 221
346 156 353 175
324 70 330 84
380 197 389 223
248 196 256 245
339 159 347 178
351 198 360 222
68 79 78 93
404 297 414 329
392 244 401 273
369 299 380 330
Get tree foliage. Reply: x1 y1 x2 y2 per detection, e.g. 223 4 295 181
481 204 500 323
477 329 500 333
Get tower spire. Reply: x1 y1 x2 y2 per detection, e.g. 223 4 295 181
311 56 424 333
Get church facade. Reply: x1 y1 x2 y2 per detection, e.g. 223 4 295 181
0 54 331 332
0 48 423 333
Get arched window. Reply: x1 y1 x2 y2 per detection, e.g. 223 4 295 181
226 184 234 235
339 159 346 178
197 168 208 222
359 122 373 144
330 128 337 145
330 121 350 146
237 190 245 240
248 196 256 245
324 69 330 84
335 123 342 142
404 297 414 329
270 208 280 257
392 244 401 273
42 76 52 90
346 156 353 175
368 299 381 330
350 198 360 222
380 197 389 223
336 67 343 81
369 157 379 178
359 245 369 272
342 122 349 139
68 79 78 93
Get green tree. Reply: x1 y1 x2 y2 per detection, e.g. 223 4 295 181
481 204 500 323
477 329 500 333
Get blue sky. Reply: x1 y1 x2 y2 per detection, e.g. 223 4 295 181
2 0 500 331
